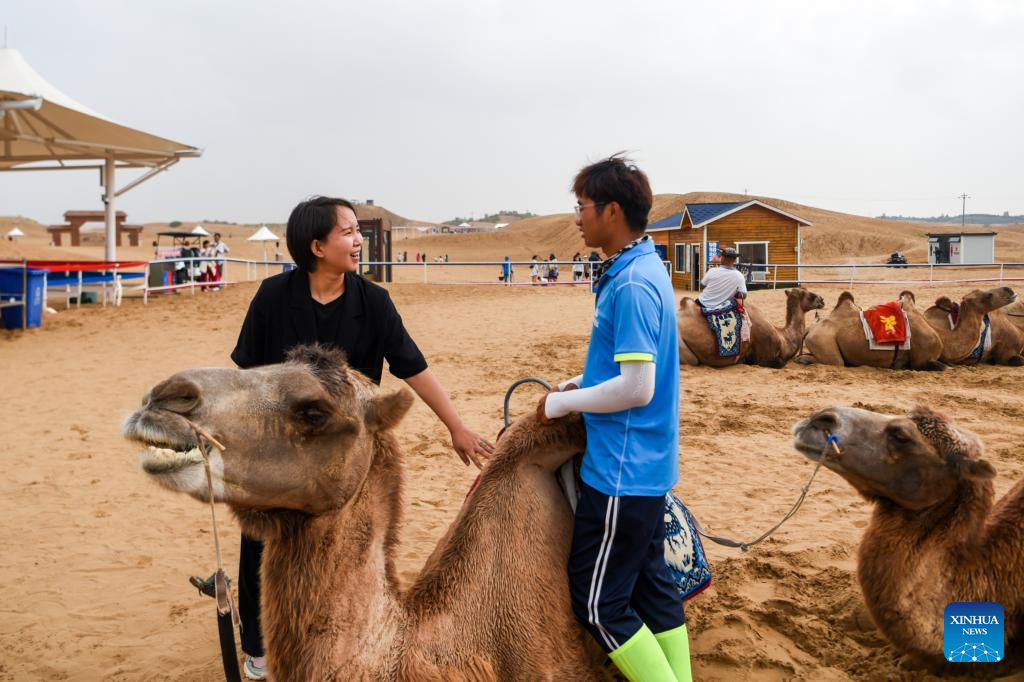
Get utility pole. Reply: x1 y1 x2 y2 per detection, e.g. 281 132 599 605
959 193 970 227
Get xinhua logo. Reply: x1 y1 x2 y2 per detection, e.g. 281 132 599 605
944 602 1004 663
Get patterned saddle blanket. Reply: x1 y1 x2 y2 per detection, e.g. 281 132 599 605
698 299 745 357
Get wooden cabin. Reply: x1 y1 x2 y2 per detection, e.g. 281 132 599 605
647 200 811 290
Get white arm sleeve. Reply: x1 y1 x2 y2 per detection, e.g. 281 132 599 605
545 362 655 419
557 374 583 391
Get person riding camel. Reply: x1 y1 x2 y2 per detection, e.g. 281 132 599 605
697 247 746 310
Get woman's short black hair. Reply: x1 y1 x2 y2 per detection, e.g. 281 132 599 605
571 153 653 232
286 196 356 272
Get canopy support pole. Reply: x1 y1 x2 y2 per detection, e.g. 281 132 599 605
103 157 116 261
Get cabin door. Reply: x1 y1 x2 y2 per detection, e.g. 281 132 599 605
690 244 702 289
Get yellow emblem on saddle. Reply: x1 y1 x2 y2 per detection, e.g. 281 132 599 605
880 315 898 333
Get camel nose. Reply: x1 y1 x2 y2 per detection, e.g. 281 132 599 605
810 409 840 434
148 376 202 415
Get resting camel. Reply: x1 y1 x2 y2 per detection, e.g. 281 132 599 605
923 287 1018 365
743 287 826 368
123 345 610 681
792 406 1024 672
797 291 945 370
679 288 825 368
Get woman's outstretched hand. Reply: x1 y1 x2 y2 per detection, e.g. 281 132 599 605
451 425 493 469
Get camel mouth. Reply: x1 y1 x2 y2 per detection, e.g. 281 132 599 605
791 420 829 462
139 445 205 475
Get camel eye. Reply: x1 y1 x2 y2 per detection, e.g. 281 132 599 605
293 401 331 428
888 428 912 444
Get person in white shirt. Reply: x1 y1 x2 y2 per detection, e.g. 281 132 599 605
212 232 230 283
698 247 747 309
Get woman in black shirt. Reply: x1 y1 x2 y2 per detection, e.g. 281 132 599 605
202 196 493 680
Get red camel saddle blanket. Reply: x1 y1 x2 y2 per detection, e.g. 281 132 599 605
859 301 911 350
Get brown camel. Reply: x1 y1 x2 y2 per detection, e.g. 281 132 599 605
123 345 610 681
796 291 945 370
792 406 1024 672
678 297 750 367
922 287 1018 365
743 287 826 368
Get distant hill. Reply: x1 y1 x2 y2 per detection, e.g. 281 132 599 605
880 213 1024 226
394 192 1024 264
442 210 536 227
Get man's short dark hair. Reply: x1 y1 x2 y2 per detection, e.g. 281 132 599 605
214 232 221 239
571 154 653 232
286 196 356 272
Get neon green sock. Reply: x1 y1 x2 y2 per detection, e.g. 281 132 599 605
654 624 693 682
607 624 677 682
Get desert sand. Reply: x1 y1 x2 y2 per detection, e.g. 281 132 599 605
2 203 1024 680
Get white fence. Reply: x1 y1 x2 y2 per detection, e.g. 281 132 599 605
745 262 1024 289
132 257 1024 304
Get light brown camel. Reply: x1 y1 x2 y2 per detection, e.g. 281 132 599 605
678 296 750 367
796 291 946 370
922 287 1018 365
123 345 610 681
743 287 826 368
792 406 1024 672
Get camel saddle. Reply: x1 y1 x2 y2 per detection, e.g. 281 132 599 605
859 301 911 350
697 298 746 357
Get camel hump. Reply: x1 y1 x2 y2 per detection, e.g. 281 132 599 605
934 296 956 313
836 291 855 308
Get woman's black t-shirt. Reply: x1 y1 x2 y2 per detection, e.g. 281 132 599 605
231 269 427 385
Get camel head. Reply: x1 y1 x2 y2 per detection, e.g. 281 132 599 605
791 406 995 510
123 344 413 518
960 287 1016 313
785 287 825 312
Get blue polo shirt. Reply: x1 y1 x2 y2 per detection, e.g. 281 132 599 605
580 239 680 497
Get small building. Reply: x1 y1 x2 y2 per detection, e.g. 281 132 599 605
357 217 392 282
927 232 996 265
647 200 811 289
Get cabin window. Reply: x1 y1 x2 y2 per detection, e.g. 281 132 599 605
735 241 769 282
674 243 689 273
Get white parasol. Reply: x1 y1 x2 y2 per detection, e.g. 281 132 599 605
0 48 201 259
247 225 281 274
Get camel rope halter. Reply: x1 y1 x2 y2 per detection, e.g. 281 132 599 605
187 422 243 682
692 431 842 552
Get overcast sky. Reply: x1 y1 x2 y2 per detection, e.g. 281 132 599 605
3 0 1023 225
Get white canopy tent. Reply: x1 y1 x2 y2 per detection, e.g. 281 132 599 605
5 226 24 239
0 48 201 260
247 225 280 273
191 224 211 237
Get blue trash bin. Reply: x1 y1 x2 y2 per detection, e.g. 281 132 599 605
0 267 46 329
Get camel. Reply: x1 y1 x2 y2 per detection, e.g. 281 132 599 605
792 405 1024 671
743 287 826 368
679 288 825 368
796 290 945 370
922 287 1018 365
123 344 610 681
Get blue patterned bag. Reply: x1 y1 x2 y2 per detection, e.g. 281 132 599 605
663 493 713 601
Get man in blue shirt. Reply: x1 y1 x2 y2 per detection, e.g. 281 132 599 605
537 156 690 682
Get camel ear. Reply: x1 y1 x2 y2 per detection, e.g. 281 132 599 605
365 388 414 432
956 458 996 481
